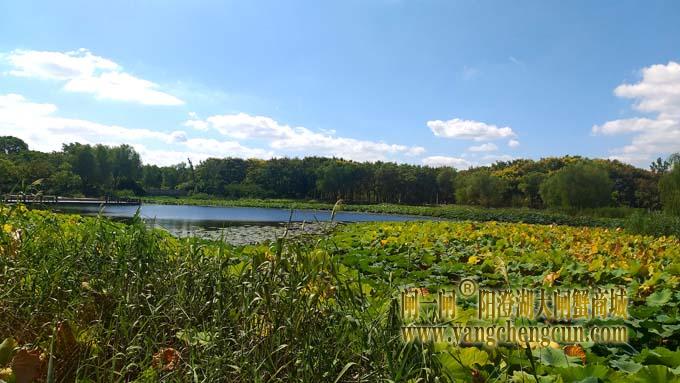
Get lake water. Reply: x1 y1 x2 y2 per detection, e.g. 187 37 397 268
57 204 429 245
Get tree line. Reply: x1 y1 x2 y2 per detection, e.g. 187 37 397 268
1 136 678 214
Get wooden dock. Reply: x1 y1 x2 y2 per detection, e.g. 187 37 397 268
1 194 141 206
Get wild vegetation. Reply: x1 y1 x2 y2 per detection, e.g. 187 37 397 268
1 205 680 382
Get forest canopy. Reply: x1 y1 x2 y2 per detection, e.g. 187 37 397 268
0 136 674 211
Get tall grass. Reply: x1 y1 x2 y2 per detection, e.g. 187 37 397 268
0 206 448 382
625 210 680 238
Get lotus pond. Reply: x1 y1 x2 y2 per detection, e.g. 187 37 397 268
1 205 680 382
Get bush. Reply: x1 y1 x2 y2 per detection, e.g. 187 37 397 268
660 165 680 216
540 162 613 209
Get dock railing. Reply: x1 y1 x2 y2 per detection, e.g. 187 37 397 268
1 194 142 205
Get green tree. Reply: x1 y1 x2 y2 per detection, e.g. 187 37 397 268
455 171 508 207
659 153 680 216
0 158 19 192
47 168 83 195
0 136 29 155
63 143 100 194
650 157 671 174
94 144 113 190
539 162 613 209
436 168 456 204
142 165 163 189
195 158 247 195
518 172 546 208
110 145 142 189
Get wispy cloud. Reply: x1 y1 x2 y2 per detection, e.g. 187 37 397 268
0 93 269 166
187 112 426 162
3 49 183 106
468 142 498 152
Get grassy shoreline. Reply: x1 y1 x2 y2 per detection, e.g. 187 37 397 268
143 196 627 228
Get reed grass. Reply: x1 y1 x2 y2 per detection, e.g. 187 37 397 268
0 205 446 382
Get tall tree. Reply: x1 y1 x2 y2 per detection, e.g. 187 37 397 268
539 163 613 209
659 153 680 216
0 136 28 155
436 168 456 204
455 171 508 207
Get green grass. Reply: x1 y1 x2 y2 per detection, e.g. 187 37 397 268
144 196 628 229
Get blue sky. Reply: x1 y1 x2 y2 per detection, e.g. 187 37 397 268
1 0 679 168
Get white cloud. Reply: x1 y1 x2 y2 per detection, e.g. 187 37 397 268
4 49 183 106
189 112 426 162
422 156 472 169
184 119 209 131
0 93 269 166
468 142 498 152
592 117 674 135
169 130 188 143
508 139 520 148
427 118 516 141
593 61 680 165
183 137 272 159
614 61 680 119
6 48 118 79
207 113 290 139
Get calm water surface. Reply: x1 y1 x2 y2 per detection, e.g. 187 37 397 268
57 204 431 244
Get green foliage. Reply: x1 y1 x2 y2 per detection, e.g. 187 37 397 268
46 168 82 195
195 158 247 195
2 207 680 381
0 136 666 211
660 163 680 216
625 211 680 237
455 171 508 207
436 167 456 203
0 206 403 381
540 162 614 209
330 220 680 380
0 158 18 191
518 171 546 208
0 136 28 155
650 157 671 174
